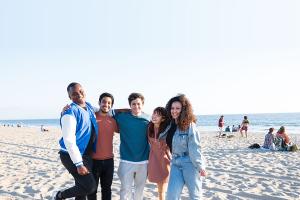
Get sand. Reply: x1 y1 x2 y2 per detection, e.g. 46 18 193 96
0 126 299 200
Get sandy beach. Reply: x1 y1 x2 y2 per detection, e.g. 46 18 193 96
0 126 299 200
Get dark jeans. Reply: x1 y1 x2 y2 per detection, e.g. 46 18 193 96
59 152 97 200
87 158 114 200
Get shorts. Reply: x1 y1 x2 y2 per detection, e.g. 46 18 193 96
241 126 248 131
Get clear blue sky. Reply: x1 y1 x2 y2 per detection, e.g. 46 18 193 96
0 0 299 119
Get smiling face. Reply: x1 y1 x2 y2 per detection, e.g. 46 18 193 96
68 84 86 106
151 111 164 127
99 96 113 114
171 101 182 121
130 98 143 116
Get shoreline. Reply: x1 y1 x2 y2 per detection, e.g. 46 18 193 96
1 123 300 135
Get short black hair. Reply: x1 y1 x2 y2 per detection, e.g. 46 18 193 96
67 82 80 93
128 93 144 105
99 92 114 106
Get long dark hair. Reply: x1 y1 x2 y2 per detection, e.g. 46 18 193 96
165 94 197 152
148 107 170 139
165 94 197 132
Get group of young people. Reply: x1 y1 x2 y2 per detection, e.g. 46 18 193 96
218 115 250 138
52 82 206 200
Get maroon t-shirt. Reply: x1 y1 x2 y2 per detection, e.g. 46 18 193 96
218 118 224 127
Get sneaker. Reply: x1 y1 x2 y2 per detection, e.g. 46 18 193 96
51 191 63 200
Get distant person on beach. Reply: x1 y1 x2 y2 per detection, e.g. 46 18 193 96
110 93 150 200
232 125 239 132
225 126 231 132
41 125 49 132
218 115 224 137
165 94 206 200
240 116 250 138
87 93 118 200
276 126 291 149
147 107 171 200
52 82 98 200
276 126 299 152
262 128 276 150
276 126 291 145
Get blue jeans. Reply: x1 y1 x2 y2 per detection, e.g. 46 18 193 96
166 156 202 200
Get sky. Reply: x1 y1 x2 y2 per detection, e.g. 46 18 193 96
0 0 300 119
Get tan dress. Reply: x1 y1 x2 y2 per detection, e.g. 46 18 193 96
148 132 171 183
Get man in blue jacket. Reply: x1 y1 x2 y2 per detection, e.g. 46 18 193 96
52 82 98 200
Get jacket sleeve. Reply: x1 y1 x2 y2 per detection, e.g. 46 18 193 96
92 106 99 113
188 123 206 172
61 115 83 167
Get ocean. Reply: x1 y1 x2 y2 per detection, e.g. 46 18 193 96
1 112 299 134
196 113 300 134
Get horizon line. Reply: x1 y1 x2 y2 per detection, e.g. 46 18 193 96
0 111 300 121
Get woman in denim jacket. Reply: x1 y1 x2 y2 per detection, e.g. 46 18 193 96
165 94 206 200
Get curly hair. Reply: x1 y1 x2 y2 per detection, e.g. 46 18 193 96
165 94 197 131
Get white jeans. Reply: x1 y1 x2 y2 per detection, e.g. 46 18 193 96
117 162 148 200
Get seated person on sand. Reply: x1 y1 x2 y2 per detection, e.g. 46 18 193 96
225 126 231 132
262 128 276 150
275 126 291 150
40 125 49 132
232 125 239 132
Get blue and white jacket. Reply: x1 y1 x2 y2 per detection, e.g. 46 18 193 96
59 102 98 167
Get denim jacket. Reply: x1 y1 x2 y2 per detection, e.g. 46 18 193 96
171 122 205 172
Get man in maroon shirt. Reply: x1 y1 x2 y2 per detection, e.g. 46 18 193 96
88 93 118 200
218 115 225 137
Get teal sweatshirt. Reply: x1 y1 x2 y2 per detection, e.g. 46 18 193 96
113 111 150 162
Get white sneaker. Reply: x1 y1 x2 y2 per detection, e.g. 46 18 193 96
51 191 61 200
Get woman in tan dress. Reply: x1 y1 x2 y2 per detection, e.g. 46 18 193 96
147 107 171 200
